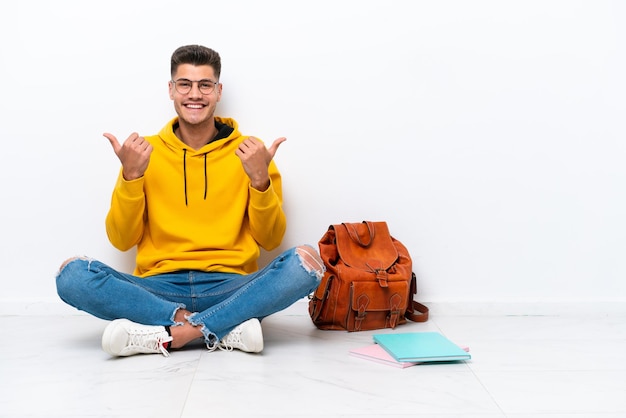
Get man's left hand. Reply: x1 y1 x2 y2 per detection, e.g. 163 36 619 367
236 136 286 191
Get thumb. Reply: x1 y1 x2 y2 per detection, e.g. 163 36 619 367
103 133 122 156
267 137 287 160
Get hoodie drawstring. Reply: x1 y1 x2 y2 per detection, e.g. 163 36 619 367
203 153 208 200
182 149 208 206
183 149 188 206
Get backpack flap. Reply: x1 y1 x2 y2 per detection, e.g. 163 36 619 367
350 280 409 330
335 222 399 286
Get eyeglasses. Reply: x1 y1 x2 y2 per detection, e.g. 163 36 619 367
171 78 219 95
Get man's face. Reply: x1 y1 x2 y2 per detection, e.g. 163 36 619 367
169 63 222 127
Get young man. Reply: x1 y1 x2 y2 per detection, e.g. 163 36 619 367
56 45 324 357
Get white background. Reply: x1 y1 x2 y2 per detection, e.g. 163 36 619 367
1 0 624 314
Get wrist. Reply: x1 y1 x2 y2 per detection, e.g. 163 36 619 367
122 170 143 181
251 179 270 192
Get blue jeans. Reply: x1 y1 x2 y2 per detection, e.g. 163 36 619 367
56 246 323 345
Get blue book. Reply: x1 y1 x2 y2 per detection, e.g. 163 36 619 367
373 332 471 363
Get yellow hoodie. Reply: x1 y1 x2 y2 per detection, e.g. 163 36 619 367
105 116 286 277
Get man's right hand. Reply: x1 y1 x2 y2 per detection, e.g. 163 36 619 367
103 132 153 180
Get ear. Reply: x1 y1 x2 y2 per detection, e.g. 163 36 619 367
168 80 175 100
216 82 223 102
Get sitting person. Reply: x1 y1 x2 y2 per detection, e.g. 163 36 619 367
56 44 324 357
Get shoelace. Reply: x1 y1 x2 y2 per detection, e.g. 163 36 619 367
207 327 243 352
127 328 174 357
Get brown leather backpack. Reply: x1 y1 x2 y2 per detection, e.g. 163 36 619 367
308 221 429 331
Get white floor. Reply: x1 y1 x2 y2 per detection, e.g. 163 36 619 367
1 303 625 418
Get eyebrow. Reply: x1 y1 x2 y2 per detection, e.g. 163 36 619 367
175 78 217 83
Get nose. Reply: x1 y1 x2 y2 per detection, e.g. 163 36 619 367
188 82 203 97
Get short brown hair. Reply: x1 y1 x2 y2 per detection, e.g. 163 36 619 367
170 45 221 80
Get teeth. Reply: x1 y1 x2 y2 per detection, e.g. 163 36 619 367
186 104 203 109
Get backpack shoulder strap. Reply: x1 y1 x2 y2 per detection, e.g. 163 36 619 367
406 272 429 322
406 300 429 322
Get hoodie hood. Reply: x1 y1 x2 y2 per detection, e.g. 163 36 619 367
158 116 239 152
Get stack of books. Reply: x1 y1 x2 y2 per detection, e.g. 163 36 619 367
349 331 471 368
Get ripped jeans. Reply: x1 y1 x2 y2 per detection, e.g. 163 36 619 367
56 245 324 346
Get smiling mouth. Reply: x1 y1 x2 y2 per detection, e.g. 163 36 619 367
184 103 205 109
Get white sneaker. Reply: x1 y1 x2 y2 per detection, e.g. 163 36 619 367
102 319 173 357
210 318 263 353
